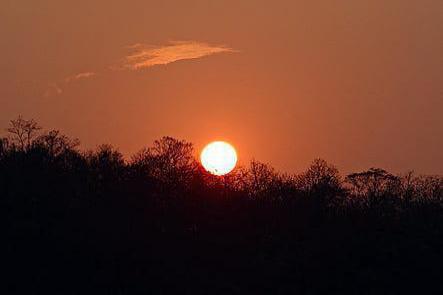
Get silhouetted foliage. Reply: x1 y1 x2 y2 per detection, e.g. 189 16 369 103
6 116 41 150
2 117 443 294
130 136 198 192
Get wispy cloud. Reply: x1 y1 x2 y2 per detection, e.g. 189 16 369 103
42 40 235 97
64 72 96 83
123 41 236 70
44 83 62 97
44 72 96 97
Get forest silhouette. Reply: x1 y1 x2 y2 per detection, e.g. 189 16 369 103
2 116 442 294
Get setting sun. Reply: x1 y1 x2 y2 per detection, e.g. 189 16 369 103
200 141 237 176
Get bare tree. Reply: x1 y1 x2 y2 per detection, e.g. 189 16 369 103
35 130 80 156
131 137 197 189
346 168 399 197
296 159 341 193
411 175 443 203
0 137 9 158
247 160 279 196
7 116 41 150
87 144 125 184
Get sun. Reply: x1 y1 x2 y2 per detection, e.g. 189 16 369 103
201 141 237 176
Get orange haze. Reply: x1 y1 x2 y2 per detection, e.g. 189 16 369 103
1 0 442 174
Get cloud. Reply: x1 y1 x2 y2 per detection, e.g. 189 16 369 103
65 72 96 83
41 40 235 97
123 41 236 70
44 83 62 97
44 72 95 97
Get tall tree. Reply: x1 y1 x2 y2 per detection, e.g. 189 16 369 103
6 116 41 150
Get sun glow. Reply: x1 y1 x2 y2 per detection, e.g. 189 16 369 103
200 141 237 176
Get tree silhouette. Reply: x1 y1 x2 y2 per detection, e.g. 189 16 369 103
295 158 342 206
1 117 443 294
6 116 41 150
131 136 198 191
34 130 80 157
346 168 399 196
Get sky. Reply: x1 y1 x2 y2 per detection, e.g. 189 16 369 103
1 0 442 174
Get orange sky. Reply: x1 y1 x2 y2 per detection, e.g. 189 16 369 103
1 0 442 174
